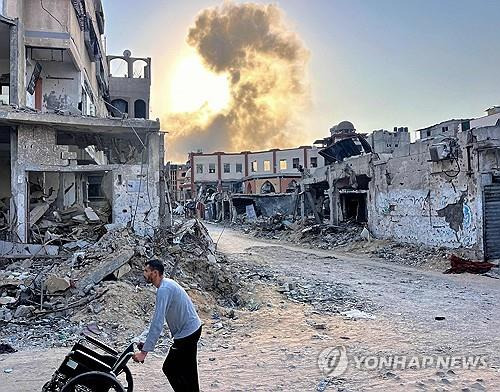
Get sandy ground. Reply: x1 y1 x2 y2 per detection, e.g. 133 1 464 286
1 225 500 391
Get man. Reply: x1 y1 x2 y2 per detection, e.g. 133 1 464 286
133 259 202 391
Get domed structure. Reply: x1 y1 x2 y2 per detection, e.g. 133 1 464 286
330 120 356 136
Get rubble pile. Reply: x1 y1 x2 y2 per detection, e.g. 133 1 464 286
0 219 245 351
278 279 373 315
369 242 449 269
29 203 111 245
234 214 364 248
233 214 451 270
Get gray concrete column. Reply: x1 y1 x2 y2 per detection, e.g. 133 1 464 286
10 127 27 242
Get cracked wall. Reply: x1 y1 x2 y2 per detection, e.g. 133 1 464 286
367 132 481 254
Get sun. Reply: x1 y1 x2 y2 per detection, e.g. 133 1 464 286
168 51 230 113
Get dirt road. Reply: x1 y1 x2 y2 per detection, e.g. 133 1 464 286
2 226 499 391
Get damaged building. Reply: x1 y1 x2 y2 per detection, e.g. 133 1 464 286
0 0 167 253
183 147 324 221
302 113 500 260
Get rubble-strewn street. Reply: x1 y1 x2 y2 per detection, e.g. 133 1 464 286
2 224 499 391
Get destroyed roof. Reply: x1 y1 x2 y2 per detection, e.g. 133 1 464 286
319 135 372 163
0 108 160 134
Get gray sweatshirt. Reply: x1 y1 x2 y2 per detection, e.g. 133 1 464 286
142 278 202 352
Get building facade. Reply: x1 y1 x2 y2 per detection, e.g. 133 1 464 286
302 110 500 260
189 146 325 195
0 0 167 245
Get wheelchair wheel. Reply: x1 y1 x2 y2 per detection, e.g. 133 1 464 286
100 355 133 392
116 366 133 392
61 371 125 392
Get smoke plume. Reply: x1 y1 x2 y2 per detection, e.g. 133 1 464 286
166 2 310 162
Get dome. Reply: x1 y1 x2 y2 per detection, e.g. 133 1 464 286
330 120 356 135
336 121 355 131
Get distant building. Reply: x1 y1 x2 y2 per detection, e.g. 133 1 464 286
468 106 500 130
416 119 470 139
169 163 190 202
369 127 410 154
188 146 325 196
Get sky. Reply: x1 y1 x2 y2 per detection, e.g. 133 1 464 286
102 0 500 160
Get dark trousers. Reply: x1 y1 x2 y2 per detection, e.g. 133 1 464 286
162 326 202 391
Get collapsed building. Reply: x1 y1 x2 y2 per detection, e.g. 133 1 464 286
0 0 168 254
302 112 500 260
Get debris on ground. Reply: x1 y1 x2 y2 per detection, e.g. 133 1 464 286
444 254 497 274
231 214 453 271
0 219 246 351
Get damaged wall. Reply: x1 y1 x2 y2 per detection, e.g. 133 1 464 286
10 123 164 241
367 132 481 254
321 126 500 257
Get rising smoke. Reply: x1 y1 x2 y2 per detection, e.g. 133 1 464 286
165 2 310 162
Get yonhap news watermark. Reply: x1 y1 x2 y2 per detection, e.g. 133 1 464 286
317 346 489 377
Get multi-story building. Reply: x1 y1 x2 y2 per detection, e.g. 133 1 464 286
369 127 411 154
168 163 190 202
188 146 325 196
0 1 167 244
417 119 470 139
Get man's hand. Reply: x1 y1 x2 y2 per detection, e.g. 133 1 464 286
132 351 147 363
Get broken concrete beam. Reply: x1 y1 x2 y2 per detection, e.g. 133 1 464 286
113 263 131 279
59 206 84 219
44 274 71 294
84 207 100 222
77 248 134 289
61 151 78 160
0 240 59 256
29 202 49 227
72 215 87 223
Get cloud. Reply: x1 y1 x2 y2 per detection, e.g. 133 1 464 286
165 2 310 162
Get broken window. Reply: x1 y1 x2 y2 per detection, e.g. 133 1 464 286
224 163 231 173
260 181 275 194
251 161 258 172
442 126 448 133
310 157 318 168
236 163 243 173
292 158 300 169
286 180 297 193
56 131 146 165
279 159 287 170
134 99 146 119
87 175 105 200
196 164 203 174
263 160 271 171
209 163 216 173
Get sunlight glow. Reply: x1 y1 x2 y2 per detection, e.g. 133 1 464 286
169 52 230 113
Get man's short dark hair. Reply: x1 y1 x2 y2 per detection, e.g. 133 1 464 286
146 259 164 275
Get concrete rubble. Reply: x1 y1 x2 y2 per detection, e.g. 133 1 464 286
0 219 246 351
231 213 486 272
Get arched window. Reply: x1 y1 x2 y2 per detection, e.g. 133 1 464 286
111 99 128 117
286 180 297 193
109 58 129 78
260 181 275 194
134 99 146 119
132 59 149 78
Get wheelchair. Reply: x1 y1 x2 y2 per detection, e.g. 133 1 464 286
42 334 135 392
